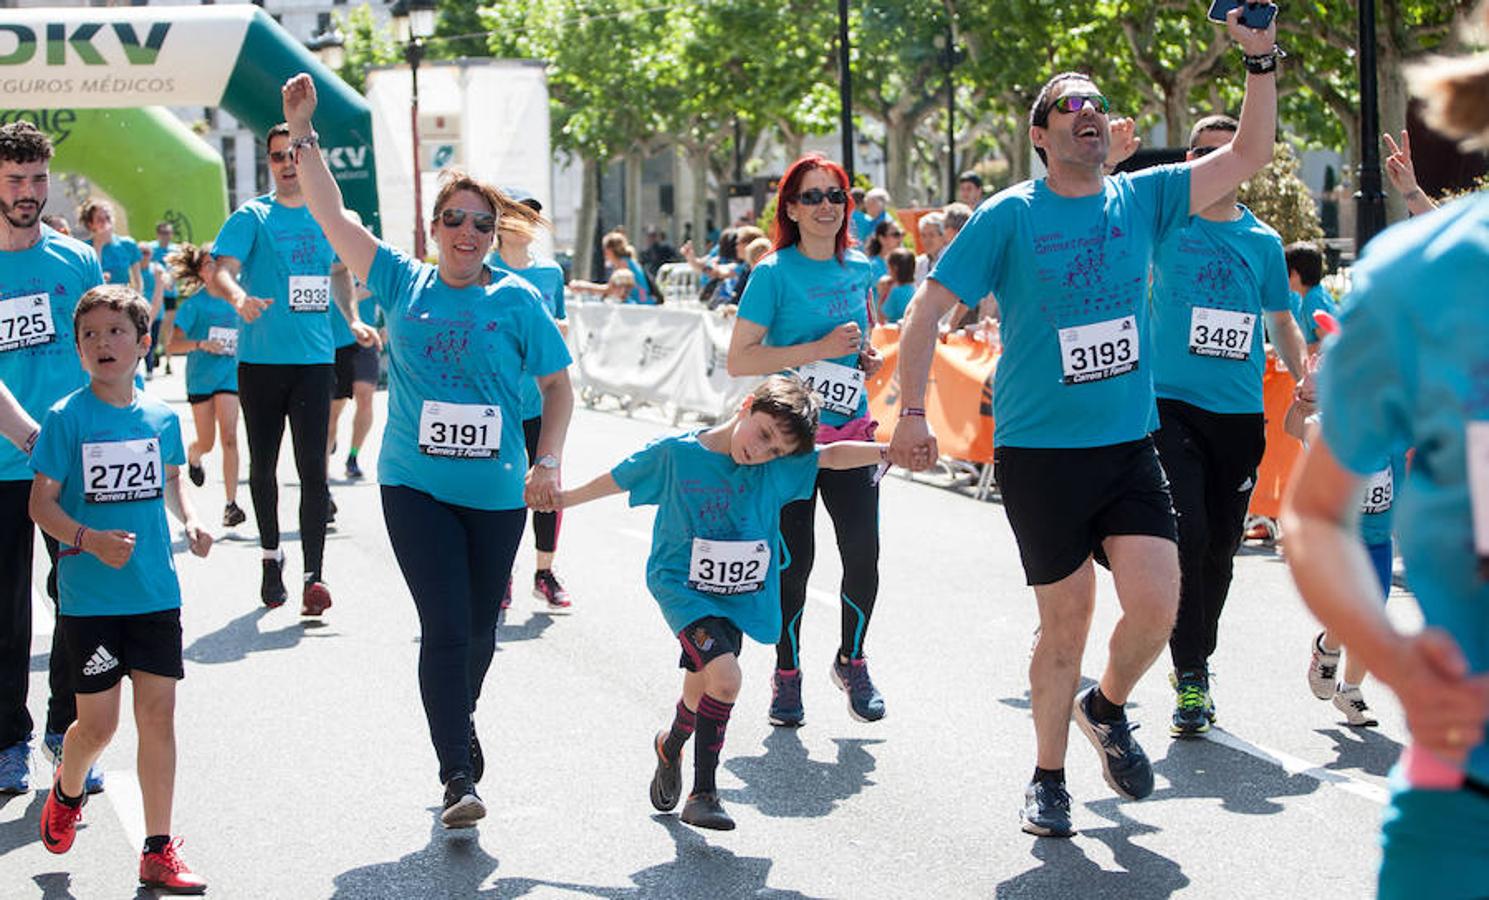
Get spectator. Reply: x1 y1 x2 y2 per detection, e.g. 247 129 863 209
640 227 679 275
863 218 904 286
852 187 889 243
913 212 946 287
958 171 984 207
941 203 973 242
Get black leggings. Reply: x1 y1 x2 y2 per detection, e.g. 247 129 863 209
776 465 881 670
1153 398 1267 675
381 485 525 783
238 363 333 581
0 480 71 747
522 416 560 554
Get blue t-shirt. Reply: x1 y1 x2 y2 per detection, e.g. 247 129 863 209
737 246 875 428
882 283 915 324
868 254 888 288
1150 207 1291 414
851 210 885 244
622 257 653 305
212 194 339 365
1359 452 1407 548
366 244 572 510
611 432 819 643
331 299 357 349
0 227 99 482
142 241 177 300
30 387 187 617
931 166 1192 448
95 236 140 289
489 255 567 420
1318 193 1489 785
171 292 241 396
1292 283 1337 344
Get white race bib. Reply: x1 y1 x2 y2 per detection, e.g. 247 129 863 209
1188 307 1255 361
207 326 238 355
0 293 56 352
799 359 865 416
1058 315 1139 384
82 438 164 503
1468 422 1489 566
288 275 331 313
1361 466 1394 515
688 538 771 595
418 401 501 458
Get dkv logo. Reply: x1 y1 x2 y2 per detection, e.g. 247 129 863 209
326 145 371 179
0 22 171 66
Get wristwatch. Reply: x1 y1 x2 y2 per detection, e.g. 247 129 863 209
533 454 560 470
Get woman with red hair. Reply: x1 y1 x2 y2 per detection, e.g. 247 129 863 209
727 154 895 727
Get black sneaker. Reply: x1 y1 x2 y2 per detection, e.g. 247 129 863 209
260 556 287 608
441 774 486 829
325 493 337 525
345 455 364 480
680 791 734 831
1020 779 1075 837
470 721 484 784
223 502 246 528
1072 685 1154 801
1170 670 1212 738
649 731 681 812
187 462 205 487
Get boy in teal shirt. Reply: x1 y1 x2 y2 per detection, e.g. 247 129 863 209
554 375 888 830
29 284 212 894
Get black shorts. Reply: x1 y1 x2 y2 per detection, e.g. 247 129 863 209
57 608 184 694
187 388 237 406
677 616 743 672
333 342 379 399
993 437 1178 586
163 295 178 312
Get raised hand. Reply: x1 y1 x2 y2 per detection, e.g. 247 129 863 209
281 73 319 131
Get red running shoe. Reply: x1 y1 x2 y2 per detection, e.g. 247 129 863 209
500 578 513 611
302 581 333 617
40 775 85 854
140 837 207 894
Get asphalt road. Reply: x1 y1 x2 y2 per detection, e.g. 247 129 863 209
2 368 1413 898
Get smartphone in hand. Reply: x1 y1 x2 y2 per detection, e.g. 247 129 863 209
1206 0 1277 30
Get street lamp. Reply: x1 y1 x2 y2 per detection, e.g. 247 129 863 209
933 25 962 203
1355 0 1386 253
306 30 345 72
837 0 854 181
392 0 438 260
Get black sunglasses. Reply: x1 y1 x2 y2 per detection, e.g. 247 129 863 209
794 188 849 206
268 150 293 164
439 208 497 233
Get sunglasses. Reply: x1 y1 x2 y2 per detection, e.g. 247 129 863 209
886 230 904 238
794 187 849 206
439 208 497 233
1051 93 1110 115
1190 144 1219 158
268 150 294 164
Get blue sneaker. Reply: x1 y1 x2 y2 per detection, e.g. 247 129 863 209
43 732 105 794
1072 685 1154 800
1020 779 1075 837
831 657 886 722
768 669 804 727
0 738 30 794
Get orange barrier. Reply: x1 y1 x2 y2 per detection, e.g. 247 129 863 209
866 326 997 464
1250 355 1302 519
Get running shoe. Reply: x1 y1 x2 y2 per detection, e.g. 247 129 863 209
42 732 104 794
830 657 886 722
1169 671 1212 738
1072 685 1154 801
1308 631 1341 700
532 570 572 613
187 461 205 488
139 837 207 894
649 731 682 812
768 669 804 727
470 720 485 784
441 774 486 829
500 579 513 611
39 775 85 854
325 493 337 525
345 455 364 480
1020 779 1075 837
0 738 29 794
1333 686 1379 727
261 556 287 608
680 791 735 831
223 502 246 528
302 580 333 617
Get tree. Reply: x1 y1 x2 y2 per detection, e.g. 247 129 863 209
1238 142 1324 245
334 4 402 95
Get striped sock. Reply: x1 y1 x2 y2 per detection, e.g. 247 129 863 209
662 699 695 761
692 694 734 794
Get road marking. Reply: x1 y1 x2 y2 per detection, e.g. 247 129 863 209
1207 726 1390 805
101 768 146 853
616 529 836 610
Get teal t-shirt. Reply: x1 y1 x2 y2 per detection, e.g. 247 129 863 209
172 292 241 396
30 387 187 617
851 210 885 244
489 255 567 420
611 432 819 643
95 236 140 289
1318 193 1489 785
622 257 653 305
0 227 99 481
1292 283 1337 344
212 194 338 365
1151 206 1292 414
142 241 177 300
737 246 874 428
367 244 572 511
930 166 1192 448
331 299 357 349
882 282 915 324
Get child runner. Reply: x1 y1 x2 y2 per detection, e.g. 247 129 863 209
552 375 890 830
878 248 917 324
165 243 247 527
30 284 212 894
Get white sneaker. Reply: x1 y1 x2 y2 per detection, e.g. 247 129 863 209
1333 686 1379 727
1307 632 1341 700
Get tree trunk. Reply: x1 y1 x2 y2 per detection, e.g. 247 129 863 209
885 115 917 206
1379 54 1411 225
689 143 710 248
1164 84 1192 152
576 155 599 282
1009 121 1032 185
624 147 645 243
779 123 804 166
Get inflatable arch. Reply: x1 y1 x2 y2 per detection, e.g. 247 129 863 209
0 5 381 236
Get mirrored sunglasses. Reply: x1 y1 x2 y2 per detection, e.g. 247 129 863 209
439 208 497 233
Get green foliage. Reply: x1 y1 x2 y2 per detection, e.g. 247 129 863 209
757 194 777 236
334 4 402 94
1238 143 1324 246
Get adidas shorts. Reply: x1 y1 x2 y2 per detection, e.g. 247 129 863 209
58 609 184 694
677 616 743 672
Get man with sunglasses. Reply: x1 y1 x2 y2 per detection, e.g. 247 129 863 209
890 6 1282 837
210 123 375 615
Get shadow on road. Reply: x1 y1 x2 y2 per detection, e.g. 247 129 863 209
0 791 46 859
1317 726 1402 778
182 607 329 665
995 799 1190 899
330 812 499 899
1149 736 1321 814
493 612 556 650
722 729 882 818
